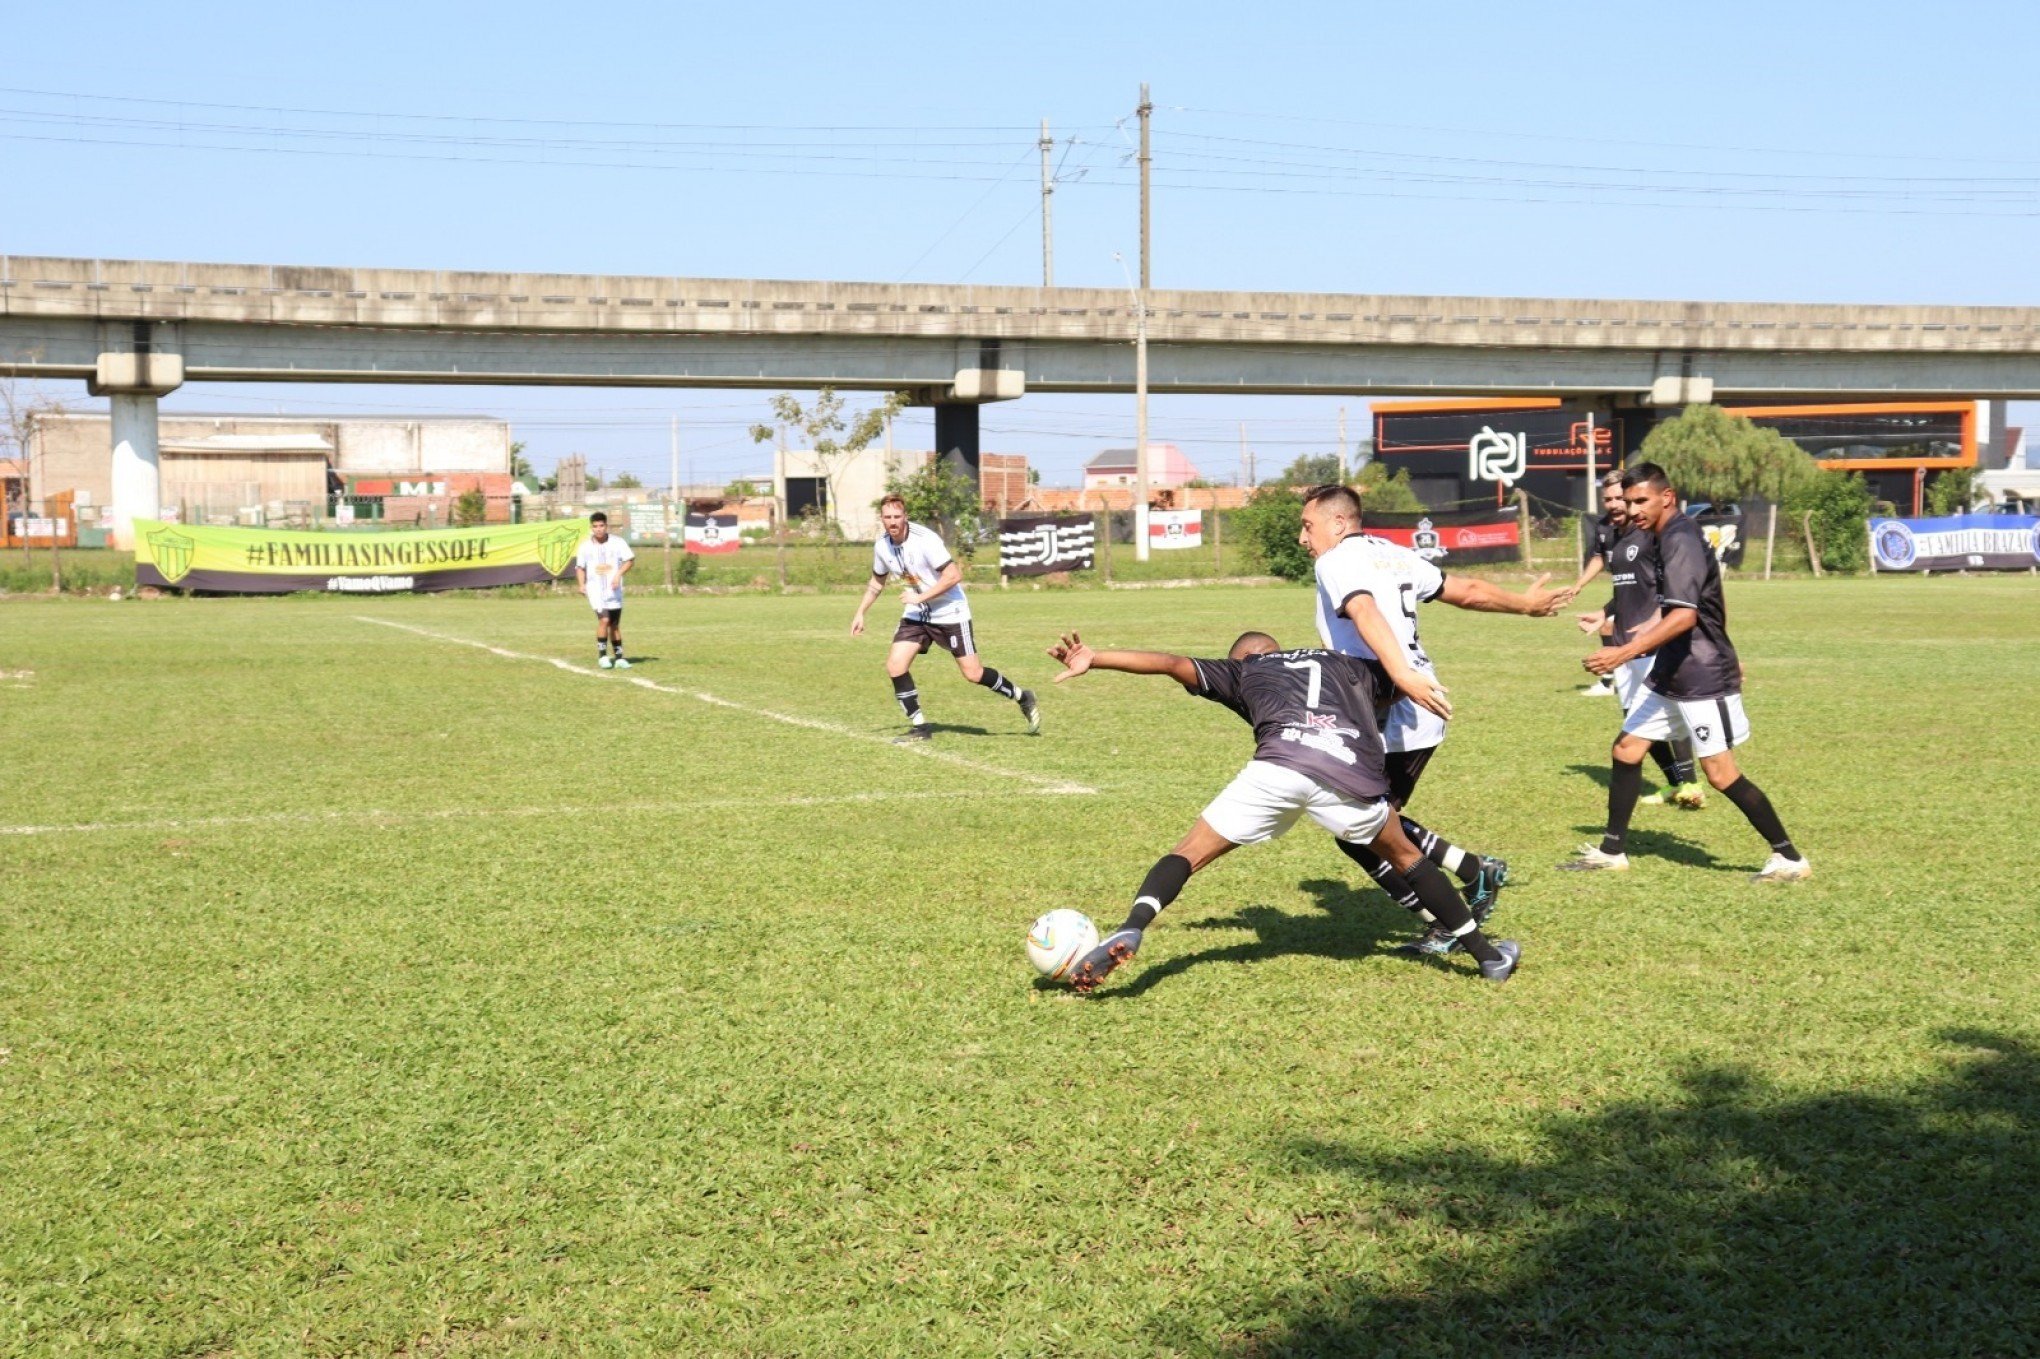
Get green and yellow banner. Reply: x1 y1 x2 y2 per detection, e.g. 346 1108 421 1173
133 519 586 594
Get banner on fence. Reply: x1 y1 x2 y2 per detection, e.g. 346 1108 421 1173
132 518 585 593
628 503 671 542
998 513 1095 576
1870 513 2040 572
685 513 742 555
1691 510 1749 568
1149 509 1203 551
1361 508 1521 565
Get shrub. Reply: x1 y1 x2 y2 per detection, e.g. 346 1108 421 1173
1232 485 1312 581
1784 470 1874 574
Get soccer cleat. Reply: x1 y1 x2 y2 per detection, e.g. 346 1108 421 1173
1671 781 1707 810
1069 928 1142 992
1751 853 1812 883
597 655 614 669
893 724 932 744
1558 843 1630 871
1579 680 1613 697
1462 855 1509 926
1018 688 1041 735
613 657 633 670
1396 925 1459 958
1480 940 1522 983
1638 787 1673 806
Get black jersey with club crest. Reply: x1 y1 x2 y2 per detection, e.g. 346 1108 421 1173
1186 648 1391 803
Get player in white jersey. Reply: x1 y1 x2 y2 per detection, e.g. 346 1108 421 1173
850 494 1041 744
573 512 636 669
1300 484 1567 955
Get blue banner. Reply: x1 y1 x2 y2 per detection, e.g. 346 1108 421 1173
1870 514 2040 572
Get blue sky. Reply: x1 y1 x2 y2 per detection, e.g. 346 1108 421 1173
7 0 2038 485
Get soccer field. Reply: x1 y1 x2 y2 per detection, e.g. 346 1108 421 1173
4 578 2037 1356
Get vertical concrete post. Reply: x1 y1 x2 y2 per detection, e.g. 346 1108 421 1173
108 392 162 550
934 403 980 480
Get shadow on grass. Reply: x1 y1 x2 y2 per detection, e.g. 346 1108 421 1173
1203 1030 2040 1357
1089 875 1427 1000
1564 824 1733 873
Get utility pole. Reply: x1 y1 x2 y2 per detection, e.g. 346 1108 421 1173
1583 409 1598 518
1239 421 1248 488
1039 118 1054 288
1138 84 1152 291
1338 406 1348 484
666 414 679 592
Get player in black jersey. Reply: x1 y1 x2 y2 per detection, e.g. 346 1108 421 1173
1043 628 1520 991
1572 490 1703 809
1563 471 1629 697
1567 463 1810 880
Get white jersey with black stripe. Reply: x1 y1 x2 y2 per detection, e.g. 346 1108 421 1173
872 521 970 624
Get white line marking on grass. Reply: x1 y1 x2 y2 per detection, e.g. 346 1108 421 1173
354 616 1095 795
1 788 1059 838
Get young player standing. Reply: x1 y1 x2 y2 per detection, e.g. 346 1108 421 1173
1565 462 1810 879
1299 484 1566 956
1567 472 1628 696
574 512 635 669
1046 629 1519 991
1574 490 1705 809
850 495 1040 744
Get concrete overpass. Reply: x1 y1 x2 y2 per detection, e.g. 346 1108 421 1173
9 254 2040 542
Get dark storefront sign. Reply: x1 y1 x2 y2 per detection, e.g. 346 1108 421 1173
1373 403 1623 512
1363 507 1522 565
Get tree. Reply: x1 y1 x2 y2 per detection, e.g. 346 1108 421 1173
1279 452 1342 486
723 478 762 499
1636 405 1816 506
1355 459 1425 514
610 472 643 490
883 459 983 555
1924 467 1979 516
750 387 909 530
452 487 488 527
0 363 66 589
509 441 533 480
1785 470 1874 573
1231 483 1314 582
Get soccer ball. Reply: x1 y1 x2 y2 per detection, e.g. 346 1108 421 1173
1025 909 1099 981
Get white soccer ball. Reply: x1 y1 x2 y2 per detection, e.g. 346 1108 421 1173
1025 909 1099 981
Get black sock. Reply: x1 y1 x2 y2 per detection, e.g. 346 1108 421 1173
1403 859 1502 965
1400 815 1478 883
1336 839 1423 914
611 637 623 658
1721 776 1799 859
975 667 1020 701
1602 759 1644 855
1125 854 1192 931
890 672 922 722
597 639 609 658
1648 740 1681 787
1666 739 1696 786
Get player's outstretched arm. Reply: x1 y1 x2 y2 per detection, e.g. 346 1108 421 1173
850 572 886 635
1046 632 1198 687
1437 572 1567 617
1585 607 1696 675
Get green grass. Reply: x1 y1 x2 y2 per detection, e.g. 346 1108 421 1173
2 577 2036 1356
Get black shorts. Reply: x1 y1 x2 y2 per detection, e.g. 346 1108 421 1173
594 607 623 625
1384 746 1438 807
892 617 977 657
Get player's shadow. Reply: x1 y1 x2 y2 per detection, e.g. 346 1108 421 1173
1565 824 1731 872
1564 761 1614 790
1179 1029 2040 1357
1088 876 1438 999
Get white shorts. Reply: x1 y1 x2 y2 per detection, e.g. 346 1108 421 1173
1381 696 1448 754
1614 655 1654 713
1622 690 1749 759
1200 760 1393 847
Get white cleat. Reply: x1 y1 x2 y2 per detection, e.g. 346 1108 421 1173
598 655 614 669
1752 853 1812 883
613 657 632 669
1558 843 1630 872
1579 680 1614 697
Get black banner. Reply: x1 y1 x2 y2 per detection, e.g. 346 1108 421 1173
1361 508 1522 565
1691 510 1749 568
998 514 1095 576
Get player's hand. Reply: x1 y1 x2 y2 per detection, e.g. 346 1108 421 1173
1520 573 1567 617
1575 609 1605 634
1046 631 1095 683
1582 646 1623 676
1398 669 1453 720
850 612 866 637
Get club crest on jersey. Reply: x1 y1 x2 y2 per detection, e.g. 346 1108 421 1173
1624 543 1640 561
1695 725 1712 742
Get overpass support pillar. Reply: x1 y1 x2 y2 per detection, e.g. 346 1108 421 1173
88 335 184 549
933 403 980 480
